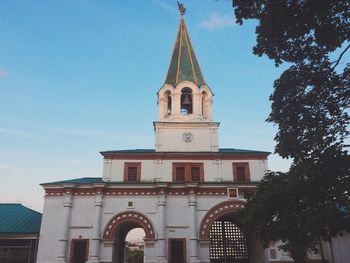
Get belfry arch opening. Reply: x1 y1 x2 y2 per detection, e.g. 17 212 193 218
202 91 208 118
165 91 172 115
209 214 250 263
180 87 193 114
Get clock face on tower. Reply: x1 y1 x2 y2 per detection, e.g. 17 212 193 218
182 131 193 143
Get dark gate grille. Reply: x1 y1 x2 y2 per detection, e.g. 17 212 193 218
209 220 249 263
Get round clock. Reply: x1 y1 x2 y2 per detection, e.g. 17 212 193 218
182 131 193 143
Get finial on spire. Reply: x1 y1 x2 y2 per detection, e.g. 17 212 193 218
177 1 186 16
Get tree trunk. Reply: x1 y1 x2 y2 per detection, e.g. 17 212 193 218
290 250 305 263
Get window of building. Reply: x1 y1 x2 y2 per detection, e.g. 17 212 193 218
175 167 185 181
124 162 141 182
172 163 203 182
232 163 250 182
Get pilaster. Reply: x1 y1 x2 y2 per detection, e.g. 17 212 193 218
187 184 200 263
58 186 74 263
156 184 168 263
88 185 105 263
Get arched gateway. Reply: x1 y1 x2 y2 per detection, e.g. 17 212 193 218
103 211 155 241
103 211 155 263
200 201 250 263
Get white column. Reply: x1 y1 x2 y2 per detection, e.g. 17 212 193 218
158 97 166 120
171 93 181 116
192 93 202 116
188 187 200 263
157 186 167 263
210 127 219 152
58 189 73 263
88 188 104 263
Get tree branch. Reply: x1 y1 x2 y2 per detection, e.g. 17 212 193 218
332 43 350 70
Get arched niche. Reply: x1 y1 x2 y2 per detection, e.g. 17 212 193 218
157 84 174 120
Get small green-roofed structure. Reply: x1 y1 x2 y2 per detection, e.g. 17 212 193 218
0 203 42 263
0 204 41 235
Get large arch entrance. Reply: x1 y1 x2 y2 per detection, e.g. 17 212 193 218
102 211 155 263
209 215 249 263
199 201 249 263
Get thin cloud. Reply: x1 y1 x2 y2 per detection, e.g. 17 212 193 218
151 0 178 14
0 68 9 78
0 128 37 139
50 127 153 142
199 13 234 30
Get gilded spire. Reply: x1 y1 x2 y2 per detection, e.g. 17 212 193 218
164 5 205 87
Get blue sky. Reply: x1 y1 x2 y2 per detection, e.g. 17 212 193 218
0 0 291 212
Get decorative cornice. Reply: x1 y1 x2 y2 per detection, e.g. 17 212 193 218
101 152 269 160
44 185 257 197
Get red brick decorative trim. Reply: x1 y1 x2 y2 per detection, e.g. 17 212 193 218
102 211 155 241
105 188 158 196
199 200 246 240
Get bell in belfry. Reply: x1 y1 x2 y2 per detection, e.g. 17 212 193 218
182 94 192 105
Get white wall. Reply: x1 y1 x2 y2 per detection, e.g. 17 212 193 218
36 197 68 263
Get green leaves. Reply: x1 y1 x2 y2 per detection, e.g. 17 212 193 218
233 1 350 262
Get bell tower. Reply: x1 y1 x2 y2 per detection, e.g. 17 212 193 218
154 4 219 152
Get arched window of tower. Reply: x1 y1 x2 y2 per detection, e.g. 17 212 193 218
180 87 193 114
166 91 172 115
202 91 207 118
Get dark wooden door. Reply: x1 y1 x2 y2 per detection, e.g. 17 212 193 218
169 239 186 263
71 240 88 263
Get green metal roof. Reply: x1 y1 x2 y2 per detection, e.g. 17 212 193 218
100 148 270 155
0 204 41 235
165 17 205 87
41 177 104 186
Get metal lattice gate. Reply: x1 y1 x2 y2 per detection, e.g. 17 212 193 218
209 220 249 263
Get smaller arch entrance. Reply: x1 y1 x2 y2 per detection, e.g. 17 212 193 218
103 212 155 263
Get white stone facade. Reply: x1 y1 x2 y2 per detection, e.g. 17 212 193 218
35 10 350 263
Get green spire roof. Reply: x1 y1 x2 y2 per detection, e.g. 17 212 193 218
165 17 205 87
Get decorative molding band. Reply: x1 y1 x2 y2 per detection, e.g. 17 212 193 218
44 186 257 197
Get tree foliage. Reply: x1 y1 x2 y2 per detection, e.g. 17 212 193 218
232 1 350 262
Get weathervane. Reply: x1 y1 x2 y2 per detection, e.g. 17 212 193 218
177 1 186 16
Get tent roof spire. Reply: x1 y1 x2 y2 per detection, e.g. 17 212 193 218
164 3 205 87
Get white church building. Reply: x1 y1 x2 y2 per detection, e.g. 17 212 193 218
36 5 341 263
